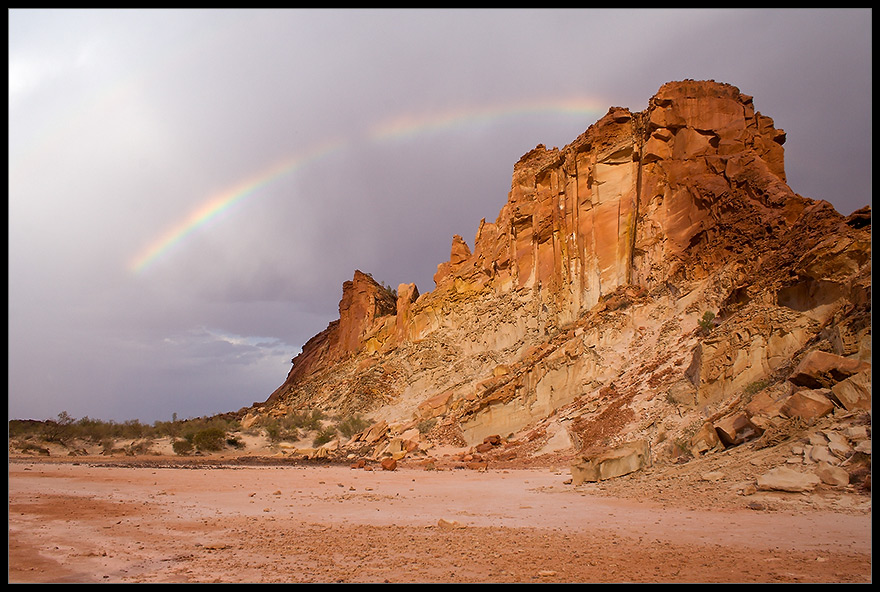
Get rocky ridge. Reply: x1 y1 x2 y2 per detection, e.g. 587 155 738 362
243 80 870 493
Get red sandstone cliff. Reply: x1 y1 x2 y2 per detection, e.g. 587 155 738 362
257 80 870 466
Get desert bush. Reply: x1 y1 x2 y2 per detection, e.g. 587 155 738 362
191 427 226 451
336 414 370 438
697 311 716 335
126 440 153 455
41 411 76 443
226 435 245 449
9 412 243 450
312 425 338 447
172 438 194 455
263 418 300 442
289 409 325 431
417 418 437 434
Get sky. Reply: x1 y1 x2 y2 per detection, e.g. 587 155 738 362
8 9 872 424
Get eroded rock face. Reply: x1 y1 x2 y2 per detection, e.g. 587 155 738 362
257 80 871 467
265 270 396 402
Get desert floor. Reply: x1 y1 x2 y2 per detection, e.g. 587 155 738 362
8 453 871 584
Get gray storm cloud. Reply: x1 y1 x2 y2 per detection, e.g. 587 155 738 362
9 9 871 422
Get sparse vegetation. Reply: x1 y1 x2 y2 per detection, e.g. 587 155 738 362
191 427 226 452
226 435 246 449
743 378 770 397
257 408 329 442
417 418 437 434
172 439 194 455
312 425 338 447
9 408 378 457
697 311 716 335
336 413 370 438
11 440 50 456
9 411 243 456
263 419 300 443
380 281 398 300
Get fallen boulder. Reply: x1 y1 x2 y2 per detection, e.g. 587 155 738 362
690 421 723 455
809 444 838 464
745 390 786 419
714 412 763 446
437 518 461 530
788 351 871 389
571 440 651 485
359 420 390 444
779 389 835 422
829 370 872 411
756 466 821 492
417 391 454 420
814 461 850 487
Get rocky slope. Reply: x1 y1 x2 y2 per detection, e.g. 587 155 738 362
244 80 870 487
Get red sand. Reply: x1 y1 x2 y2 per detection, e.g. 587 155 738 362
8 458 871 583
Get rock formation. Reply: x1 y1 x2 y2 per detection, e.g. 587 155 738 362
249 80 870 481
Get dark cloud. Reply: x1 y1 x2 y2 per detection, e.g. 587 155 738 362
9 9 871 423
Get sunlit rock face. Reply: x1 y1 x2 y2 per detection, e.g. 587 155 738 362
259 80 871 458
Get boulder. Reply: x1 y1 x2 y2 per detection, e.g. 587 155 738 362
361 420 390 444
483 434 503 446
809 445 838 465
845 425 869 440
379 438 408 461
690 421 723 455
788 350 871 389
756 466 821 492
745 390 785 419
829 370 872 411
779 389 835 422
714 412 762 446
437 518 461 530
380 457 397 471
571 440 651 485
417 391 454 420
814 461 849 487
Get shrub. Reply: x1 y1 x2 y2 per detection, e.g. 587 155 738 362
263 419 299 443
42 411 76 443
292 409 325 431
417 418 437 434
126 440 153 456
312 425 338 447
191 427 226 452
172 439 194 455
226 435 245 449
336 414 370 438
698 311 716 334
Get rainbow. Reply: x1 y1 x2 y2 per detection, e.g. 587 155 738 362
129 97 607 273
369 97 606 143
127 138 343 273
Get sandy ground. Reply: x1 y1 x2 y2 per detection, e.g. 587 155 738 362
8 454 872 583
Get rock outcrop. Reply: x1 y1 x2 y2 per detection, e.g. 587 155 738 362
251 80 871 480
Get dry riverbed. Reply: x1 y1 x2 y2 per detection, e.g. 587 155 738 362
8 455 871 583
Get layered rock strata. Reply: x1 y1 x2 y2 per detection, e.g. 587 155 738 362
256 80 871 471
